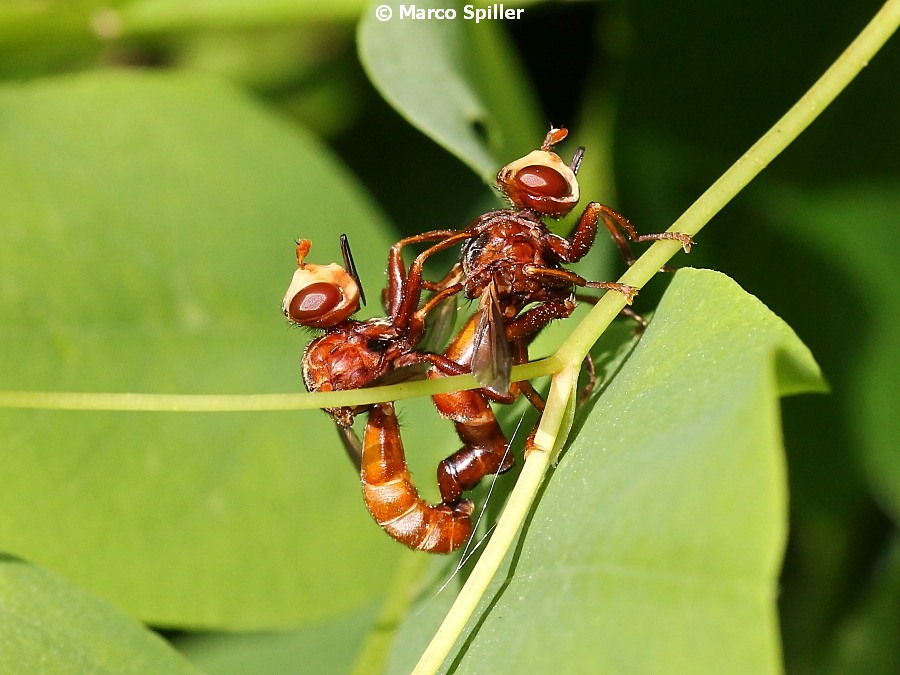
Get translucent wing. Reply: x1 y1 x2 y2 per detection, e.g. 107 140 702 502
470 281 512 395
419 290 459 355
336 424 362 472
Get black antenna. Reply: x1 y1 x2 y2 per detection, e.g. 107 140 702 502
340 234 367 306
570 147 585 175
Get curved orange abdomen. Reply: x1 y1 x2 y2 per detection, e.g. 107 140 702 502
361 403 473 554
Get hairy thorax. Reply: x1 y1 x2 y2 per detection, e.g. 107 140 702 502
460 210 571 314
302 319 404 394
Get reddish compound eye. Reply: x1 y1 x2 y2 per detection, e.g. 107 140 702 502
288 282 343 322
514 165 571 198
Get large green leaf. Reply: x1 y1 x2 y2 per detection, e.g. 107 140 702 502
175 601 379 674
0 555 198 674
118 0 366 33
358 0 544 180
386 269 824 673
606 2 899 668
0 71 460 628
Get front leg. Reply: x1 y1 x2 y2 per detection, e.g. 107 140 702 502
386 229 460 319
504 296 577 342
543 202 598 262
391 231 472 334
547 202 693 266
591 202 693 264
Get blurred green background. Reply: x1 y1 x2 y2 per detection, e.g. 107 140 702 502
1 0 898 672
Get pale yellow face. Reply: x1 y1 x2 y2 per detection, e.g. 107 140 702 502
496 148 580 217
282 241 361 329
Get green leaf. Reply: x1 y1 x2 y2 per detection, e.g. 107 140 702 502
117 0 368 32
386 269 824 673
358 0 544 180
0 555 198 674
0 71 460 628
175 601 379 675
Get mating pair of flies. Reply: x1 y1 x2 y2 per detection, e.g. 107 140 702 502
282 128 693 554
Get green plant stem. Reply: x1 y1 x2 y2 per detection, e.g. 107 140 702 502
0 2 894 417
0 361 558 411
560 0 900 368
409 2 900 672
0 2 896 667
0 363 564 413
411 364 578 675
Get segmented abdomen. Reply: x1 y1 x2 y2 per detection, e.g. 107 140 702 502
361 402 473 554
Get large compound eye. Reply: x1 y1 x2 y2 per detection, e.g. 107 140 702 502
282 240 361 328
496 144 580 217
287 281 343 323
514 165 571 198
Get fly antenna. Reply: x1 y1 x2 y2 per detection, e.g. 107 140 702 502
339 233 367 306
570 146 585 174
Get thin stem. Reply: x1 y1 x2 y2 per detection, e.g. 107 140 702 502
558 0 900 366
2 3 895 418
412 365 577 675
409 2 900 672
0 356 563 412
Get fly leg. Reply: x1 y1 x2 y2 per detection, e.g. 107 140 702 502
571 294 648 403
592 202 693 264
388 231 472 334
522 265 638 304
429 378 514 505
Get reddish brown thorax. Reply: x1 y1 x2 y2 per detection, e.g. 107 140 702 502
459 214 572 317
